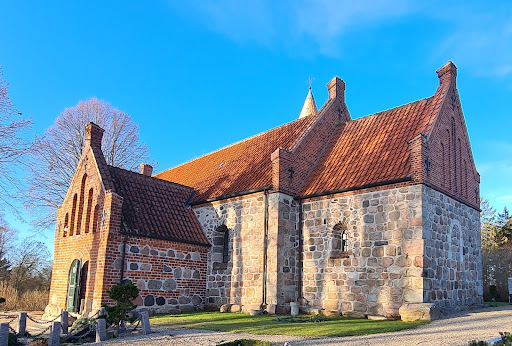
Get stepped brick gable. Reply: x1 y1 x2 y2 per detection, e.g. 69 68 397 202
47 62 482 320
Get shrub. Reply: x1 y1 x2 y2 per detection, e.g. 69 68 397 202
103 281 139 328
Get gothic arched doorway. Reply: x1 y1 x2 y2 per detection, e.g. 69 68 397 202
66 259 81 312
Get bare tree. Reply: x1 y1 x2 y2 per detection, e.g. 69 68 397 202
0 67 32 212
25 98 151 229
9 238 51 293
0 223 15 281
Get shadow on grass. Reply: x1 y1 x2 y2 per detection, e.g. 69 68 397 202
150 312 426 338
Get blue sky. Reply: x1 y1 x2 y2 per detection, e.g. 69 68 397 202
1 1 511 252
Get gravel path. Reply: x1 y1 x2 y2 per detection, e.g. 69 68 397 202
86 305 512 346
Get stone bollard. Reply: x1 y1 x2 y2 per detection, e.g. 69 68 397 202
96 318 107 342
61 311 68 334
48 321 61 346
141 311 151 335
0 323 9 346
18 312 27 335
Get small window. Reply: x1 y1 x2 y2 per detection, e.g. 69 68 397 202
222 231 229 263
215 225 229 265
341 229 348 253
330 221 349 258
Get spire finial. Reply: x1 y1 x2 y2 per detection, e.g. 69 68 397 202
306 75 314 89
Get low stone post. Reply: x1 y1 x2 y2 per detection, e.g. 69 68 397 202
48 321 61 346
61 311 68 334
0 323 9 346
141 311 151 335
96 318 107 342
18 312 27 335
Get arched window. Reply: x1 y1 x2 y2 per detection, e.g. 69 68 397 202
76 174 87 235
85 188 94 233
331 221 349 258
92 204 99 233
70 194 78 236
63 213 69 237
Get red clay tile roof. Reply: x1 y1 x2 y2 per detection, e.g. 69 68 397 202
108 166 209 245
156 92 442 201
300 97 434 196
155 113 319 201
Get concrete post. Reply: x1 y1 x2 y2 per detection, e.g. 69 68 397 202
141 311 151 335
48 321 61 346
96 318 107 342
18 312 27 335
61 311 68 334
0 323 9 346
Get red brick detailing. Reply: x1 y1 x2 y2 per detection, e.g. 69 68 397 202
140 163 153 176
271 78 351 195
421 61 480 209
85 122 104 149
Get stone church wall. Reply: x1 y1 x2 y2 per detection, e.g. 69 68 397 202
193 192 267 310
421 185 483 312
106 234 209 314
301 184 424 318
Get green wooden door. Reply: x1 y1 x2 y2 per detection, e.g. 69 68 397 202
66 259 81 312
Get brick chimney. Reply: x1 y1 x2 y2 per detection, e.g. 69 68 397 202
140 163 153 176
436 61 457 86
326 76 345 100
85 122 104 149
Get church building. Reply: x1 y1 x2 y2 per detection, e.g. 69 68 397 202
45 61 483 320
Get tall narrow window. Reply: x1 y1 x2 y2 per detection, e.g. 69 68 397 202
222 231 229 263
85 188 94 233
92 204 99 233
63 213 69 237
70 194 78 236
341 229 348 253
76 174 87 235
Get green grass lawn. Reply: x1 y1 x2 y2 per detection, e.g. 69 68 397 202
150 312 426 338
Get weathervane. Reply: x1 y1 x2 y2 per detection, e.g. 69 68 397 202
306 76 314 89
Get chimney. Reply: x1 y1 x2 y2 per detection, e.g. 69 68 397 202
326 76 345 100
85 122 104 149
436 61 457 86
140 163 153 176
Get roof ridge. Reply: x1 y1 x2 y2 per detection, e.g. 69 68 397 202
108 165 194 191
155 115 312 177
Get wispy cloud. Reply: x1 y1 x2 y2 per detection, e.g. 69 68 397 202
175 0 421 56
174 1 512 81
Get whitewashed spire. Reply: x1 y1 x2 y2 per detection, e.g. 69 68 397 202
299 87 318 119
